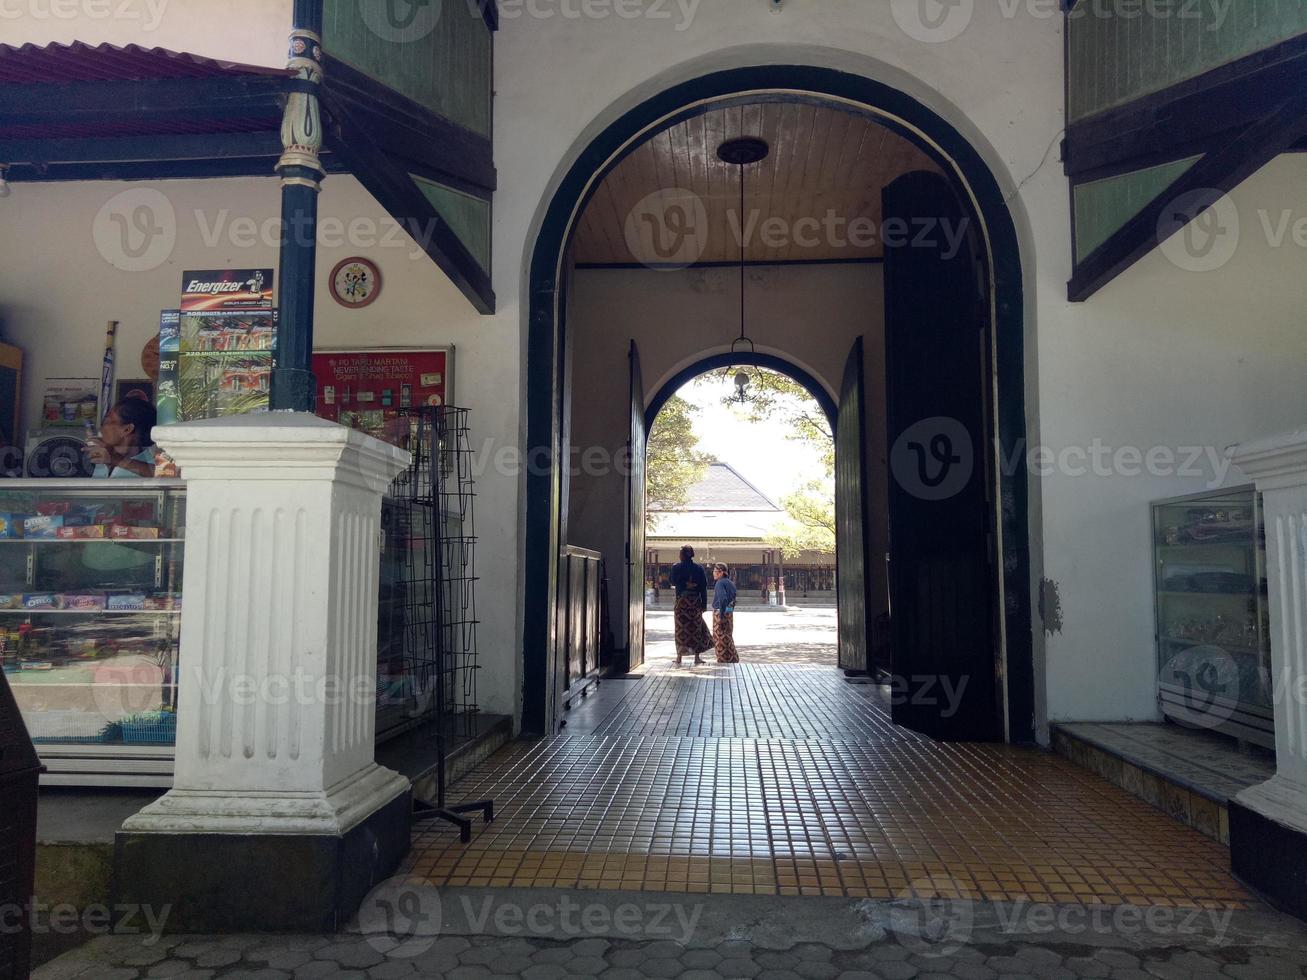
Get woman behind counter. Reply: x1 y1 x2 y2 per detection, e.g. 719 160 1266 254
87 399 158 479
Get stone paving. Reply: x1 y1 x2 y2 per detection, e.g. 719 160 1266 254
33 887 1307 979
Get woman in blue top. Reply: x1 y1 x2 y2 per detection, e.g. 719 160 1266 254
669 545 713 666
711 563 740 664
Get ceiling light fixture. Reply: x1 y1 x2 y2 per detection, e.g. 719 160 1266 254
716 137 770 405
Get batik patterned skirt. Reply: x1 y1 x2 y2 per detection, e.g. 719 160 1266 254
713 611 739 663
674 594 713 654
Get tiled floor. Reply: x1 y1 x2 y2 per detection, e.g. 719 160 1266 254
404 611 1249 909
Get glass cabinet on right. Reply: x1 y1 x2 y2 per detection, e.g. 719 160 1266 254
1152 486 1274 749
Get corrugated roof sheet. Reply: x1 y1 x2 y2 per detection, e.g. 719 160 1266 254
0 40 287 84
0 42 288 141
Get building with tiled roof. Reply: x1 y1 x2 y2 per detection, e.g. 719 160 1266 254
646 462 834 602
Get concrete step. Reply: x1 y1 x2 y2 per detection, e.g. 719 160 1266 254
1052 721 1276 846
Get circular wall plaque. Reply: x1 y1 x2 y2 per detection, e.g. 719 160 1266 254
329 257 382 309
141 336 160 381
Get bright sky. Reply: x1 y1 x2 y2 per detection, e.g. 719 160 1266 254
677 373 830 504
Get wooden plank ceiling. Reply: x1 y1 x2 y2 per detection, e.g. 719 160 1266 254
572 101 940 265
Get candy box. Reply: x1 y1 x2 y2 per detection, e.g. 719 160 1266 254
56 525 107 539
121 502 155 522
60 594 107 611
0 595 22 610
106 593 147 611
0 514 20 538
109 525 160 540
24 515 63 538
23 594 58 610
36 501 71 516
142 595 173 611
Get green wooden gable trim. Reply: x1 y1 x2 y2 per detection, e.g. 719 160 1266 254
1073 155 1201 262
323 0 492 137
412 175 492 273
1068 1 1307 122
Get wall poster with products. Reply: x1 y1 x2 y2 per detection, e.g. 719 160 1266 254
156 270 277 425
312 348 452 448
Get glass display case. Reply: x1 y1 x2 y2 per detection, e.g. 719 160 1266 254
0 480 185 785
1152 486 1273 749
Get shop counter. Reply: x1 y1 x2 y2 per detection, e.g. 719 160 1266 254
0 479 185 786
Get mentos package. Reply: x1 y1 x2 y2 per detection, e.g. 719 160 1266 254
106 593 147 611
24 516 63 539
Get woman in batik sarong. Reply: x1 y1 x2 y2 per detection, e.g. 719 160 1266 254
711 563 740 664
669 545 712 666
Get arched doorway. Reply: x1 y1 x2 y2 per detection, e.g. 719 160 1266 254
523 66 1031 742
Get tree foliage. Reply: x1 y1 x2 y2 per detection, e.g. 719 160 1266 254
701 367 834 474
646 395 711 531
770 479 836 557
699 368 836 557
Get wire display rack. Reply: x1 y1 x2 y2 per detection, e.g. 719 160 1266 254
386 407 493 843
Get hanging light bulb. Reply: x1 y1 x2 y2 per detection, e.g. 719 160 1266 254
0 166 10 199
733 370 750 405
716 136 770 409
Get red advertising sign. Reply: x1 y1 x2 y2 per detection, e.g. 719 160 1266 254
312 348 452 446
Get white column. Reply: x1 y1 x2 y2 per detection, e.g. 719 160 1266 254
1229 429 1307 834
124 414 411 836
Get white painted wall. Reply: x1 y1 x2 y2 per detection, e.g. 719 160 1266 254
0 175 519 718
1 0 292 68
10 4 1307 737
565 263 887 647
1038 154 1307 725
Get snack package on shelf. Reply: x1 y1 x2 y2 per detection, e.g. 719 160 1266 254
24 515 63 538
0 595 22 610
36 501 71 516
121 502 156 523
23 594 58 610
56 525 107 539
59 594 107 611
0 514 20 538
108 525 161 540
106 593 147 611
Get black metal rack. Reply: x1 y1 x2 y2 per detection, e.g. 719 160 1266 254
388 407 493 843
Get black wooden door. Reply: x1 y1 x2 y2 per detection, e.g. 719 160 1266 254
883 170 1002 742
626 341 647 671
836 338 872 673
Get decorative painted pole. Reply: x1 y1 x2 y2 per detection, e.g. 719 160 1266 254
271 0 325 412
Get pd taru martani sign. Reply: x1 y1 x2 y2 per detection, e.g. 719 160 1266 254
312 348 451 447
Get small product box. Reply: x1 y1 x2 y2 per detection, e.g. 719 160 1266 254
106 593 147 611
0 594 23 610
121 502 155 522
60 594 107 611
23 594 58 610
0 514 20 538
36 501 72 516
57 525 107 539
24 516 64 539
109 525 161 540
